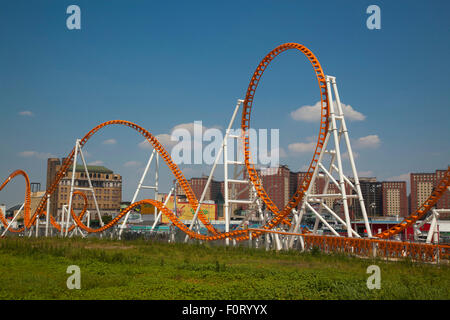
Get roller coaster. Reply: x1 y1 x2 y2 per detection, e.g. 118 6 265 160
1 43 449 262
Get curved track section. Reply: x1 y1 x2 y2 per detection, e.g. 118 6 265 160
241 43 329 233
0 121 254 240
0 170 31 233
25 120 219 237
375 167 450 239
0 43 448 242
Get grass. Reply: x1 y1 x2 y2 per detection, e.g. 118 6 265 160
0 237 448 300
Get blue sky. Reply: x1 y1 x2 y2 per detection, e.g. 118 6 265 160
0 0 449 208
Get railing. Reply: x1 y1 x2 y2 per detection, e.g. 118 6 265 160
247 228 450 263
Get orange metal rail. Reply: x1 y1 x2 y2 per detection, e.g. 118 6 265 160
247 228 450 262
375 167 450 239
0 43 449 249
241 43 328 238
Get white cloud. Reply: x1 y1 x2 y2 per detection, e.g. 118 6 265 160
102 139 117 145
88 160 104 166
18 111 33 117
387 173 410 182
18 151 53 159
139 133 178 151
172 122 208 135
138 140 152 150
272 147 287 158
288 141 316 153
290 101 366 122
354 135 381 149
124 161 141 167
342 151 359 160
138 121 217 151
358 170 374 177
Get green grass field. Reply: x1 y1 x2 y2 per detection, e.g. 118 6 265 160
0 237 448 300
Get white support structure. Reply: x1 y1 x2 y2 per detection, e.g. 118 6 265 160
119 149 160 238
426 210 439 244
151 188 174 231
414 209 448 244
66 139 103 237
35 213 39 237
290 75 371 244
45 194 50 237
182 99 264 245
223 100 265 245
1 203 24 237
185 98 261 245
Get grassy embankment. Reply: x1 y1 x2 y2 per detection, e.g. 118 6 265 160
0 237 448 299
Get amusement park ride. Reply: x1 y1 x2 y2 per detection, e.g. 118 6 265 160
1 43 449 262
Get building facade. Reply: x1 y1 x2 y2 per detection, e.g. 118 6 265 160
351 178 382 219
170 165 450 222
381 181 408 217
258 165 291 211
46 158 122 218
411 170 450 216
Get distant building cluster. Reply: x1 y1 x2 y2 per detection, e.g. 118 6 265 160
173 165 449 220
3 159 447 224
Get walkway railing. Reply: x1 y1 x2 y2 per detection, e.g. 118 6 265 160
248 228 450 263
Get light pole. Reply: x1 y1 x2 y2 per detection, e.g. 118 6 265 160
369 202 376 236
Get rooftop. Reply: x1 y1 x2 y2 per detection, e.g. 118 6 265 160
67 165 113 174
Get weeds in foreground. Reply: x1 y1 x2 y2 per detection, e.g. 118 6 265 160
0 237 448 299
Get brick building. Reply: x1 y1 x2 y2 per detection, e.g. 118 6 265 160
411 170 450 216
436 169 450 211
176 176 222 201
381 181 408 217
258 165 291 211
46 158 122 218
174 165 443 221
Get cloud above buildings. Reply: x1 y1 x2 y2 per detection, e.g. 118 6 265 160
287 136 317 154
358 170 374 177
138 121 217 151
342 151 359 160
88 160 104 166
124 161 142 168
287 141 316 153
18 151 53 159
290 101 366 122
18 111 33 117
386 173 410 183
353 135 381 149
102 139 117 145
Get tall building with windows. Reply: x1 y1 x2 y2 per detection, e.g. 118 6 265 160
175 176 222 202
46 158 122 218
381 181 408 217
352 178 382 219
435 169 450 211
258 165 291 211
173 165 449 221
411 169 450 215
289 170 354 219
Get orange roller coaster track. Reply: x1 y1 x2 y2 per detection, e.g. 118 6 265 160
0 43 449 244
